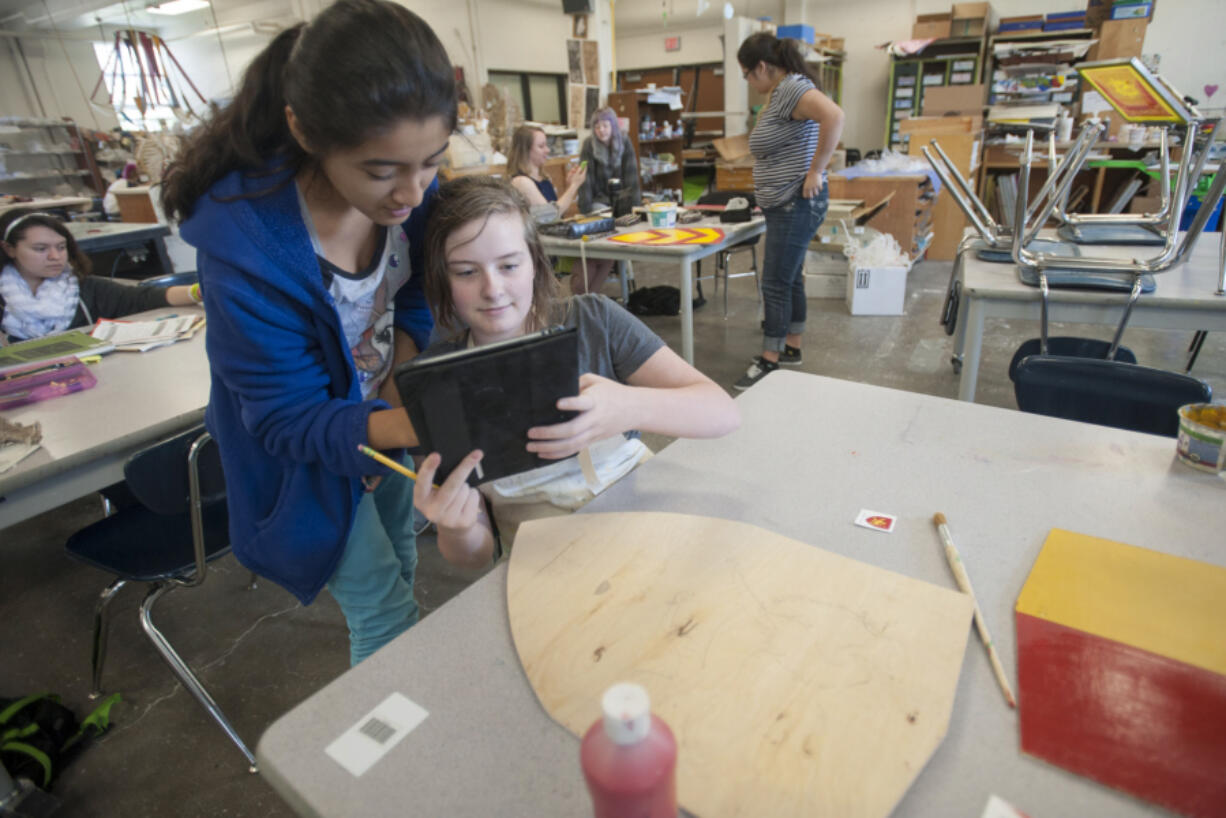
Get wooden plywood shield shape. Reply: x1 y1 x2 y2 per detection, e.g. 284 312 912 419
508 512 974 818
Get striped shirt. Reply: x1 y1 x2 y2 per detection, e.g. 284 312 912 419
748 73 820 208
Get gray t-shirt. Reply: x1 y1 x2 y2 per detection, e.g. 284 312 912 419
424 293 664 383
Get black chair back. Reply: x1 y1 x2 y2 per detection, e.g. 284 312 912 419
123 426 225 514
1013 356 1212 437
1007 337 1137 382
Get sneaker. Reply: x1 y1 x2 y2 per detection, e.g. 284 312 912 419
753 345 802 366
733 356 779 391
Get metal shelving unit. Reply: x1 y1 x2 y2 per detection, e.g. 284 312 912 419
884 36 988 151
0 117 105 200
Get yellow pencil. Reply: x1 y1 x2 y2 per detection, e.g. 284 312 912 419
357 444 422 482
933 512 1018 709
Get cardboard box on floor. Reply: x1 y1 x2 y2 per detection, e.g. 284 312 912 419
814 195 894 246
806 225 887 300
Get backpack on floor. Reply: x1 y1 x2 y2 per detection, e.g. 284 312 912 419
627 285 681 316
0 692 120 790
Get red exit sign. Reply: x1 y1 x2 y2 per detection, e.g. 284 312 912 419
664 36 681 51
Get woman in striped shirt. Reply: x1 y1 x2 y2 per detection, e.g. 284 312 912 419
732 32 845 391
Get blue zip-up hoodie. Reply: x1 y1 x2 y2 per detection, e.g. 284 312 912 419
179 161 435 604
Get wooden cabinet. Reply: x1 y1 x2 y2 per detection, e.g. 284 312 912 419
903 116 980 261
827 173 936 259
607 91 685 198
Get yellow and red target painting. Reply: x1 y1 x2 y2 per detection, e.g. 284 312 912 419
607 227 726 246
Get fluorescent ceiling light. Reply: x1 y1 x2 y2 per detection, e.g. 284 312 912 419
147 0 210 15
723 2 734 20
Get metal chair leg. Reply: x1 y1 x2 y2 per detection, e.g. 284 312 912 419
139 583 259 773
715 252 724 299
751 247 760 302
89 578 127 699
246 571 259 591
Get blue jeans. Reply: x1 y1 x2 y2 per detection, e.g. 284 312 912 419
760 186 829 352
327 462 419 666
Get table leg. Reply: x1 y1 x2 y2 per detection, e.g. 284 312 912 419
679 258 694 364
951 253 969 361
957 297 986 401
152 236 174 277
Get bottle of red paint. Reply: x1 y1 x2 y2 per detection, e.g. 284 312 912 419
580 682 678 818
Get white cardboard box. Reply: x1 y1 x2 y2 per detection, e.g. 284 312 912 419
804 249 848 300
846 265 908 315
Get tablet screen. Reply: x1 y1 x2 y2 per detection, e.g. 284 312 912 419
394 326 580 485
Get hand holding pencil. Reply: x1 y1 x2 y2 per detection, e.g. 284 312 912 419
933 512 1017 709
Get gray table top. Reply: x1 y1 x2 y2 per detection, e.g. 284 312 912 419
961 231 1226 308
67 220 171 245
257 371 1223 817
0 306 208 521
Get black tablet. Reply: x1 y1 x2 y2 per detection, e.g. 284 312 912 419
393 326 580 486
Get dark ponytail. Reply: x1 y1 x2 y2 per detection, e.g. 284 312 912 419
161 0 457 222
736 32 822 91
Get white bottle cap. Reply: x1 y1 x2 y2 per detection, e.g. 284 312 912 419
601 683 652 746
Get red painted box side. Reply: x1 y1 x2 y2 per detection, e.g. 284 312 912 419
1016 612 1226 818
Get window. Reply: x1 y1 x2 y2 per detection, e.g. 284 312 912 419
92 41 181 131
487 71 566 124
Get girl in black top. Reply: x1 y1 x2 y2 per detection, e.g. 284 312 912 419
508 124 615 295
507 125 586 218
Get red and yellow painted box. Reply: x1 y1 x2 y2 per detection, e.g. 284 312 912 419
1015 529 1226 818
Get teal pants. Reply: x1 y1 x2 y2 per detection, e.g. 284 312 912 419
327 463 419 665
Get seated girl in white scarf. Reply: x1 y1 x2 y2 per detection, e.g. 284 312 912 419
0 210 199 344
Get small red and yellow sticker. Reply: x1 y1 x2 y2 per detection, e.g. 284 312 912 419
854 509 897 533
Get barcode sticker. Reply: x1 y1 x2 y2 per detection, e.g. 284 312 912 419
324 692 428 777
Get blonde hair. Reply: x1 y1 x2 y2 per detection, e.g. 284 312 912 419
424 176 558 339
506 125 545 180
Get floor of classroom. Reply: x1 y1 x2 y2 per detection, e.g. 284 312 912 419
3 252 1223 817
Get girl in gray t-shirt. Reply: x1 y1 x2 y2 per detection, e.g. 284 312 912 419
412 175 741 561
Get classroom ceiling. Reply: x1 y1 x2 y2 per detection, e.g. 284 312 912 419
0 0 780 37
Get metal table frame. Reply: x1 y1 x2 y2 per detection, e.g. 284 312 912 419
541 215 766 364
949 232 1226 401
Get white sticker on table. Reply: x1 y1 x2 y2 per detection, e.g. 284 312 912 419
324 691 428 777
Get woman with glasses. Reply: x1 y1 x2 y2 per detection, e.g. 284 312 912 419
732 32 845 391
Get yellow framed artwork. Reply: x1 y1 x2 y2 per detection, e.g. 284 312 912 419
1077 58 1193 124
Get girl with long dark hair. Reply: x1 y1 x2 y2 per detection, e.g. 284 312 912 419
732 32 845 391
160 0 456 665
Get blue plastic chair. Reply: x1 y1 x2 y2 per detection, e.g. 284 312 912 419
64 427 257 771
1013 356 1211 437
